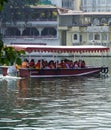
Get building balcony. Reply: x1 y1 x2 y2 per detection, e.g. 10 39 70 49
3 35 58 39
3 20 58 28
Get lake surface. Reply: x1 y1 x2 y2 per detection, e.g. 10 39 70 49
0 57 111 130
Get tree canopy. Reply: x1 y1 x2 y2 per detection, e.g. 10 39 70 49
1 0 39 22
0 0 26 65
0 0 7 11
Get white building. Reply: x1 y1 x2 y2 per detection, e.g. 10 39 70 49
81 0 111 12
41 0 111 12
50 0 81 10
1 5 60 46
50 0 62 7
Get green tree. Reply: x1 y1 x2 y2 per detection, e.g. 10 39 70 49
1 0 39 22
0 0 7 11
1 46 25 65
0 0 40 65
0 0 25 65
0 34 25 65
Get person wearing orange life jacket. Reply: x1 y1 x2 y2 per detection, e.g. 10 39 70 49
21 59 29 68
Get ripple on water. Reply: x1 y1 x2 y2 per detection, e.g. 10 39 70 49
0 72 111 129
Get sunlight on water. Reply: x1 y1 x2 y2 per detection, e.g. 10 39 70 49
0 57 111 130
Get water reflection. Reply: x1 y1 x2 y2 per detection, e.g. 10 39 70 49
18 77 86 99
0 75 111 129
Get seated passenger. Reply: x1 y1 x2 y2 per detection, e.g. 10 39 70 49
35 60 41 69
60 60 66 68
41 59 46 68
78 60 86 68
78 60 82 68
64 59 70 68
29 59 35 68
74 61 79 68
48 60 55 69
69 60 74 68
21 59 29 68
81 60 86 68
56 60 62 68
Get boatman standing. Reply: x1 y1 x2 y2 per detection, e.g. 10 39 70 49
7 63 17 76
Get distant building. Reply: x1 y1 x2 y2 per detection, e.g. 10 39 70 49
39 0 52 5
1 5 59 46
81 0 111 12
1 2 111 55
40 0 111 12
50 0 81 10
58 9 111 47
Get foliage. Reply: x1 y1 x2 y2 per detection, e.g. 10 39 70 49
1 0 39 22
0 0 26 66
0 42 25 65
0 0 7 11
0 0 57 23
0 35 3 49
0 46 25 65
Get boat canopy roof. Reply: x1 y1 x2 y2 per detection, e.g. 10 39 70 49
9 45 109 53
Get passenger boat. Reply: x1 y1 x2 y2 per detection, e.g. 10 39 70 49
1 45 109 78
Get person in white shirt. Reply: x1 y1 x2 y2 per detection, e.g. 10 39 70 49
7 64 17 76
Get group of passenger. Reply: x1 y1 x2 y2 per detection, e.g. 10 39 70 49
20 58 86 69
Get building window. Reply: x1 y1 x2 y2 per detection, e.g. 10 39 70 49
73 34 78 40
83 0 87 5
101 0 105 4
101 18 107 25
93 18 100 25
89 33 93 40
94 33 100 40
80 35 82 42
41 27 57 36
62 0 73 9
22 27 39 36
102 33 107 41
5 27 20 36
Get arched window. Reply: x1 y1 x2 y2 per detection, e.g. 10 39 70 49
101 18 107 24
5 27 20 36
41 27 57 36
93 18 100 25
22 27 39 36
73 34 77 40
